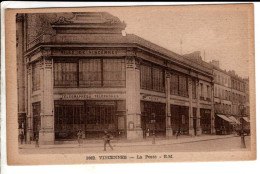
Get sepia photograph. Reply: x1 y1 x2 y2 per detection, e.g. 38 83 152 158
4 3 256 165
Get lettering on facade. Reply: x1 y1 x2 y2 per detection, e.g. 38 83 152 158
52 49 120 56
60 94 124 100
141 95 165 103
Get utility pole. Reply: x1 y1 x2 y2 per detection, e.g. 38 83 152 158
239 104 246 148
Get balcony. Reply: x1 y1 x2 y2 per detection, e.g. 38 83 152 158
26 34 53 50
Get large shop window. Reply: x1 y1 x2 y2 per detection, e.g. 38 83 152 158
54 61 78 87
54 58 126 88
200 109 211 134
170 73 188 97
170 105 189 135
141 101 166 137
54 100 125 140
32 61 41 91
140 63 165 92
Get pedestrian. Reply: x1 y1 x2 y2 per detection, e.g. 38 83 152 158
176 127 181 139
35 134 39 148
103 130 114 151
77 129 83 147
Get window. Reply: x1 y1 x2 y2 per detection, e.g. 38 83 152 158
170 73 179 95
140 62 165 92
207 85 211 99
152 66 165 92
192 79 197 99
103 59 126 87
179 75 188 97
170 73 188 97
54 58 126 87
200 83 204 98
79 59 101 87
54 61 78 87
32 61 41 91
215 86 218 97
140 63 152 90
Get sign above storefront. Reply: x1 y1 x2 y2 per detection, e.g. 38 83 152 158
52 49 126 57
57 93 126 100
141 94 166 103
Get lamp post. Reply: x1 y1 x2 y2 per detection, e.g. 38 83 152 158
151 113 156 144
239 104 246 148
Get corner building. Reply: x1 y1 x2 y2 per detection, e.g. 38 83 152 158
17 12 214 144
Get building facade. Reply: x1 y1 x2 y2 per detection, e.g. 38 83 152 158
17 12 216 144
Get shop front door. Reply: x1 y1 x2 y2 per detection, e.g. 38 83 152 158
32 102 41 141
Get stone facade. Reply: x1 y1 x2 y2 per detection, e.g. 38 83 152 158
17 12 217 144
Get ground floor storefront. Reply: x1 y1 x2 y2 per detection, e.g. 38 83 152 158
26 99 214 143
54 100 126 140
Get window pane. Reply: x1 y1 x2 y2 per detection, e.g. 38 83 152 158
79 59 102 87
141 63 152 90
170 73 179 95
103 59 126 87
54 62 78 87
152 66 164 92
32 61 41 91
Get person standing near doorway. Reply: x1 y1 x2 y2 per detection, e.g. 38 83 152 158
103 130 114 151
176 127 181 139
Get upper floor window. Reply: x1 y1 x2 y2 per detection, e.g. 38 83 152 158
206 85 211 99
200 83 204 98
54 61 78 87
54 58 126 87
140 62 164 92
170 73 188 97
103 59 126 87
192 79 197 99
32 61 41 91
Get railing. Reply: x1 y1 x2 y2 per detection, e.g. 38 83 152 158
26 33 52 50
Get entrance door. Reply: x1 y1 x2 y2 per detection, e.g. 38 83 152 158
32 102 41 140
141 101 166 137
85 101 117 139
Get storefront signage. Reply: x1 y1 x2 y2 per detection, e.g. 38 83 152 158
60 93 125 100
141 94 165 103
52 49 125 56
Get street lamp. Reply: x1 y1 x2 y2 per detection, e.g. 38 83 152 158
151 113 156 144
239 104 246 148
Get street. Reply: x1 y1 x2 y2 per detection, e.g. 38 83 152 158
19 135 251 154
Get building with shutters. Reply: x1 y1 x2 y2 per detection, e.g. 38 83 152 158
16 12 215 144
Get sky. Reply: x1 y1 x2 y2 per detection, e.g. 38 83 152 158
85 5 252 78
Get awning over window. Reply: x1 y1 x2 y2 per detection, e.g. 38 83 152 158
243 117 250 122
228 116 241 124
217 114 235 123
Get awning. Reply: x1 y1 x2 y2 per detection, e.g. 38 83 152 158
228 116 241 124
217 114 235 123
243 117 250 122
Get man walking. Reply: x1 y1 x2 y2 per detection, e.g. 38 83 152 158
77 130 83 147
103 130 114 151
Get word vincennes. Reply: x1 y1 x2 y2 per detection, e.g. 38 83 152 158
86 154 173 160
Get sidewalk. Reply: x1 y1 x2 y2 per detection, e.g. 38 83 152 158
19 134 237 149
